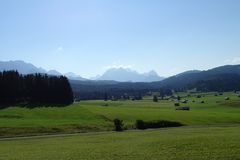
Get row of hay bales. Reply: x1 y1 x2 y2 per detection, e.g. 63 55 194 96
174 102 190 111
173 94 208 111
172 92 240 111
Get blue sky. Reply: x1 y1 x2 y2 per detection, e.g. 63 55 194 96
0 0 240 78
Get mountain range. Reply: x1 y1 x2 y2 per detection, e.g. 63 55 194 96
1 60 240 87
95 68 164 82
0 60 86 81
1 60 240 100
0 60 164 82
158 65 240 89
70 64 240 100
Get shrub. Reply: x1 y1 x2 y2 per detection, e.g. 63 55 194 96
175 106 190 111
238 95 240 98
136 120 183 130
135 120 145 130
196 95 201 98
177 96 181 101
113 119 124 131
201 101 205 103
174 103 180 106
153 95 158 102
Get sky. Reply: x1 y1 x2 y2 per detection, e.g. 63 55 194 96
0 0 240 78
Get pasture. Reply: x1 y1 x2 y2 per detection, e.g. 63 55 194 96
1 92 240 159
0 92 240 137
0 125 240 160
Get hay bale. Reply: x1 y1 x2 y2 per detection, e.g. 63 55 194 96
225 97 230 100
181 100 188 103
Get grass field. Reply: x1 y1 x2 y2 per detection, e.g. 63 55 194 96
0 125 240 160
1 92 240 159
0 92 240 137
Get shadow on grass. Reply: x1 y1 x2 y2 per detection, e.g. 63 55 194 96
0 102 69 109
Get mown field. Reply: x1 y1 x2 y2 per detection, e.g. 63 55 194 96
1 92 240 159
0 92 240 137
0 126 240 160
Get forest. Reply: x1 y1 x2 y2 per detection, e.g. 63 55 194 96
0 71 73 106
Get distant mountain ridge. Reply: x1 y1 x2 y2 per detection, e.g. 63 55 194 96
96 68 165 82
0 60 46 74
158 65 240 89
0 60 86 80
71 64 240 100
1 60 240 85
0 60 165 82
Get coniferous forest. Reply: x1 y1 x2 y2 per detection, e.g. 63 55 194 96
0 71 73 106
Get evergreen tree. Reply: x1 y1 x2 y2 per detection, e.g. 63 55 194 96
0 71 73 106
153 95 158 102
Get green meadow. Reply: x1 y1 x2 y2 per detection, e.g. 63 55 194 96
0 126 240 160
0 92 240 137
1 92 240 159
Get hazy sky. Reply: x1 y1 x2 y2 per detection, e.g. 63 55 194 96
1 0 240 78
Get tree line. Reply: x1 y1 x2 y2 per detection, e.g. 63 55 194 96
70 80 172 100
188 74 240 92
0 71 73 106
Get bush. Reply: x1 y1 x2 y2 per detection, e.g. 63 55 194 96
135 120 183 130
113 119 124 131
175 106 190 111
135 120 145 130
201 101 205 103
177 96 181 101
153 95 158 102
174 103 180 106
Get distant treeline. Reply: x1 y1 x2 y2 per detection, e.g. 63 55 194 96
70 73 240 100
70 80 172 100
189 74 240 92
0 71 73 105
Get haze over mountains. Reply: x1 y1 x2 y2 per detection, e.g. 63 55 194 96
1 60 240 86
70 64 240 100
0 60 164 82
0 60 86 81
95 68 164 82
